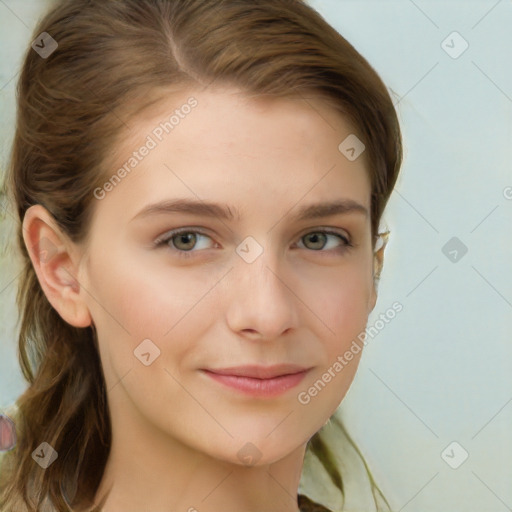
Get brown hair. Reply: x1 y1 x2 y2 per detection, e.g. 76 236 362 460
0 0 402 510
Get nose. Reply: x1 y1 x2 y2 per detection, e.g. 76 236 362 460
223 247 299 342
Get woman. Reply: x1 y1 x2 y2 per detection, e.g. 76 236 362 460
0 0 403 510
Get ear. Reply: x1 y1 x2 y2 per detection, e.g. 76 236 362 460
368 232 389 313
21 204 92 328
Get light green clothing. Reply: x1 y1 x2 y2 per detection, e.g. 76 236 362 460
299 414 391 511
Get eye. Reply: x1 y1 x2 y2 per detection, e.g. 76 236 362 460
154 228 216 259
296 229 352 254
153 227 353 259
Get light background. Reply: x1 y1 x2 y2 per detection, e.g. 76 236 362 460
1 1 511 511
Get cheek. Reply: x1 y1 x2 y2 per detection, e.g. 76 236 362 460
307 264 373 343
299 271 370 416
87 246 177 332
85 250 217 369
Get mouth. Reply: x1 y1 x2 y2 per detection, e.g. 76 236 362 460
200 364 312 398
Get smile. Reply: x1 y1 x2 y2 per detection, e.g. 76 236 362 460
200 367 311 398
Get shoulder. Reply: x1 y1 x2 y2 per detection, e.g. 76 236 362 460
298 493 333 512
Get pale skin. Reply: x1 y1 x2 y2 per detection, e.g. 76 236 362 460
22 85 385 512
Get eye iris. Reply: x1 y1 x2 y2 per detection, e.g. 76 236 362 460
173 232 196 251
164 231 342 254
304 232 326 250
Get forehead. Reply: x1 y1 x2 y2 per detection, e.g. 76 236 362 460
109 83 368 162
95 85 371 223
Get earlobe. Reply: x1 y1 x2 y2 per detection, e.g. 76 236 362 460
369 273 378 313
368 256 380 313
21 204 92 328
373 247 384 283
369 231 389 313
373 231 389 279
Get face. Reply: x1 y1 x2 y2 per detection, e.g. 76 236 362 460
74 85 377 465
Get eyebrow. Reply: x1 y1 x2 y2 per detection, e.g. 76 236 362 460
131 198 369 222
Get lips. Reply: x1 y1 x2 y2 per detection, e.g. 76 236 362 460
203 364 310 379
200 364 311 398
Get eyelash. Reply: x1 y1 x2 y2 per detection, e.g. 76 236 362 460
154 227 354 260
